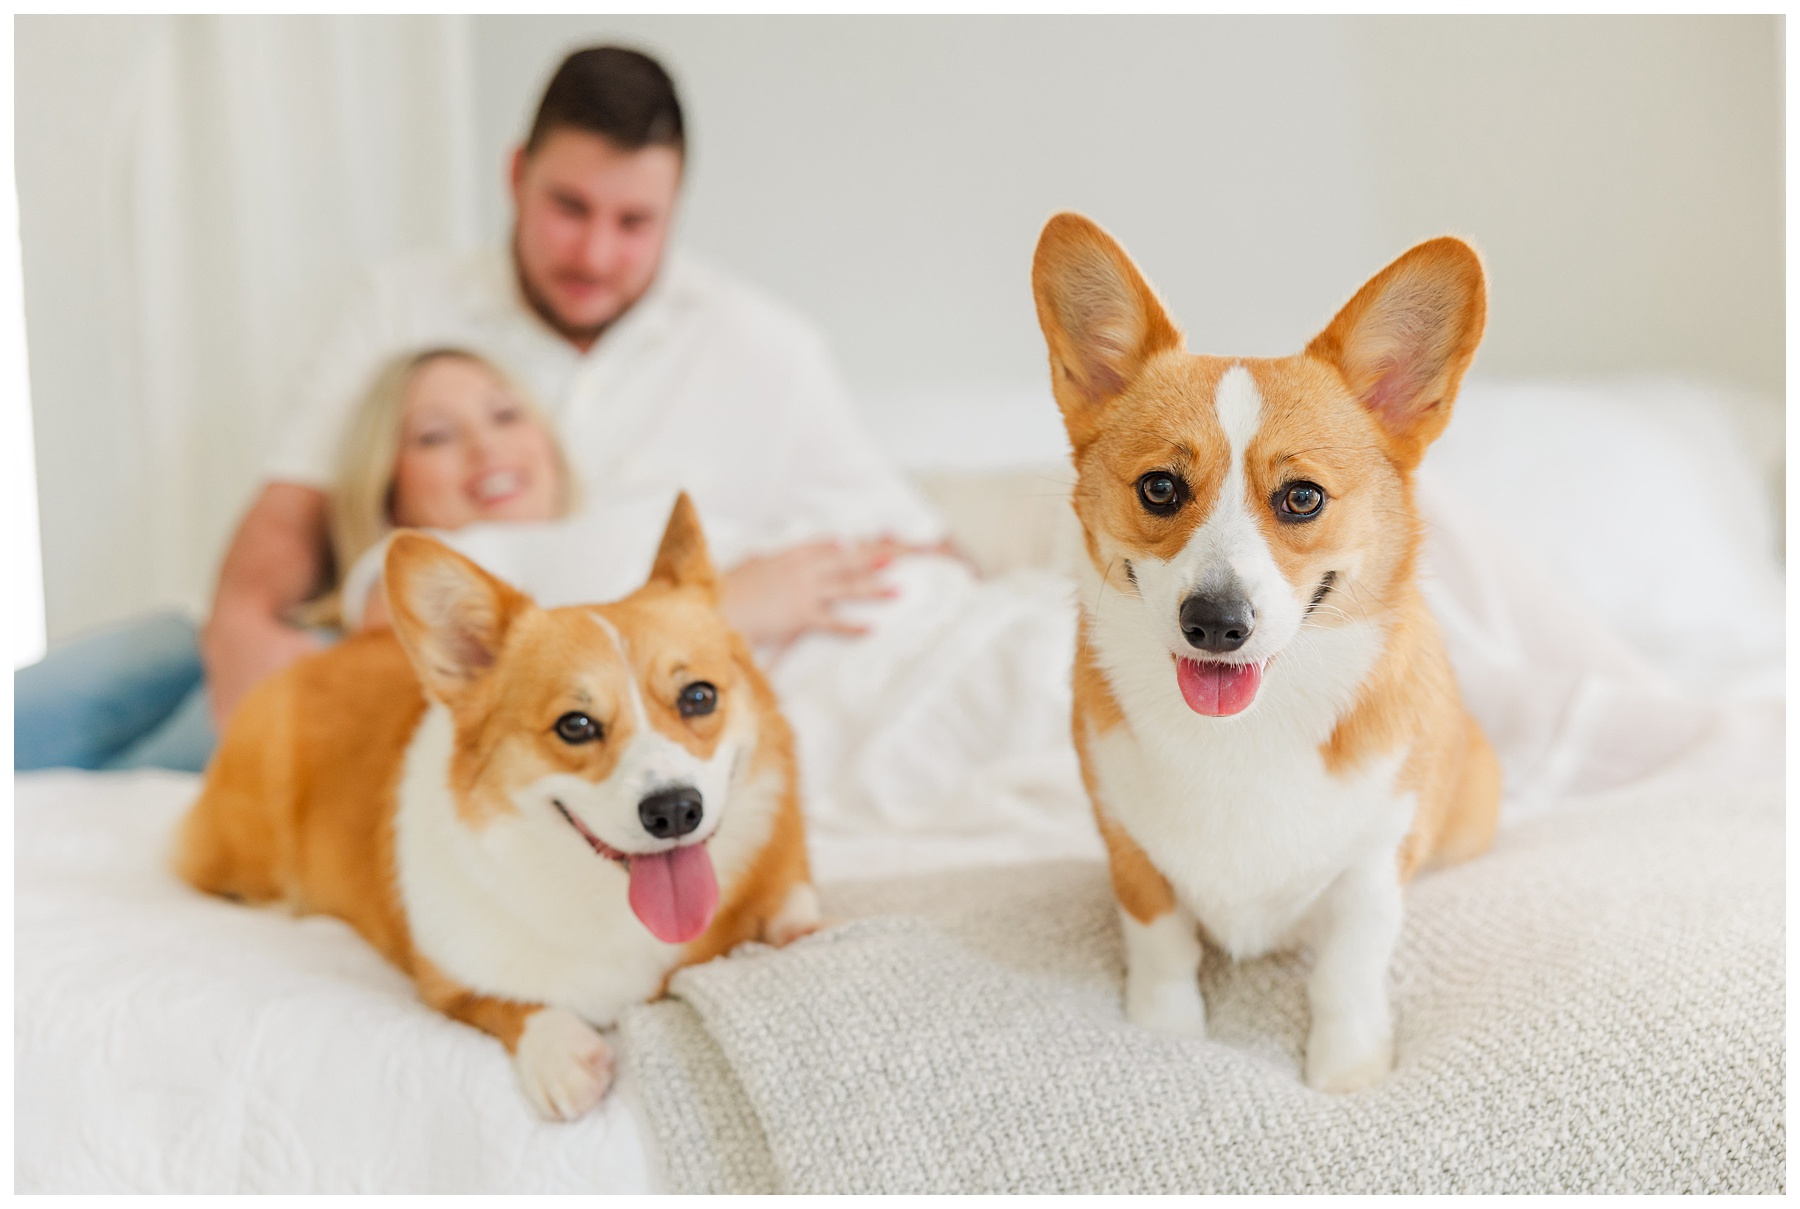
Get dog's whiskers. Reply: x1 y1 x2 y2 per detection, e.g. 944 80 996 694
1304 570 1338 617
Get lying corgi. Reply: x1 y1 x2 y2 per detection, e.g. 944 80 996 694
176 494 819 1120
1031 215 1500 1093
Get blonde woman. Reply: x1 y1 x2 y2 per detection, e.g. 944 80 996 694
308 347 576 631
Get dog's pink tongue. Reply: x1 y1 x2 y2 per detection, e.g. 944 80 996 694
627 844 719 944
1176 658 1263 717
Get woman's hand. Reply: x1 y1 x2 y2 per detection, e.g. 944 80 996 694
721 537 927 650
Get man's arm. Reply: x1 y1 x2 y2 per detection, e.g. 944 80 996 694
200 482 332 728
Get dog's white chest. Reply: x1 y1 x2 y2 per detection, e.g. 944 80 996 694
392 705 776 1027
1086 615 1412 959
1090 722 1408 957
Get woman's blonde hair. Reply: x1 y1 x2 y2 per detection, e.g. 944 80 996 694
295 347 576 627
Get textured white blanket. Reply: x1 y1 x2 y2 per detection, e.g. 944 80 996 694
621 780 1784 1194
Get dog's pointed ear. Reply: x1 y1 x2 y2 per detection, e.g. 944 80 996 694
385 533 533 705
1032 212 1183 450
1307 236 1487 468
646 492 718 600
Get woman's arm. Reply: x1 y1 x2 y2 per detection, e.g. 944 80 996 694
200 483 332 727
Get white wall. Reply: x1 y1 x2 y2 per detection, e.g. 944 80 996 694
1354 16 1783 395
16 15 1784 645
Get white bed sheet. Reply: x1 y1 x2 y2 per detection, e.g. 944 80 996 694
15 770 659 1193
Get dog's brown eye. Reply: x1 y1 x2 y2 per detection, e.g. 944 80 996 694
554 712 602 744
678 682 717 718
1277 481 1326 521
1137 472 1183 515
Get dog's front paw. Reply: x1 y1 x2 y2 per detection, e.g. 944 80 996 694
514 1006 613 1120
1125 970 1208 1039
1304 1023 1393 1094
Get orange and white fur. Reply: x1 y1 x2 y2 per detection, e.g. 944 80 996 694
1032 214 1500 1093
176 494 819 1120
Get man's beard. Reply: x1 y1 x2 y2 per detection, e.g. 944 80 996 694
510 227 620 349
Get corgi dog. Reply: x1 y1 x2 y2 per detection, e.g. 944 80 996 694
176 494 819 1120
1031 215 1500 1093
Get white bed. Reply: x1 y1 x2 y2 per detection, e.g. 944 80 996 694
14 376 1783 1192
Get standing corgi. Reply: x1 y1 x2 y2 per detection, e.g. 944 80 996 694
1031 215 1500 1093
176 495 819 1120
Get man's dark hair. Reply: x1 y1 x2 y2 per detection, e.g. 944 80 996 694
524 46 685 158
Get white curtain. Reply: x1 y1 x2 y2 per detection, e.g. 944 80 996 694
31 15 479 639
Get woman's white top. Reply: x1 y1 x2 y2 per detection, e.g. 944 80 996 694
340 488 681 630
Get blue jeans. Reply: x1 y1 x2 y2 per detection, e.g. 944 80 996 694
14 612 217 773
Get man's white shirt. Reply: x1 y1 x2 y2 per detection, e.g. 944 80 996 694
269 246 942 570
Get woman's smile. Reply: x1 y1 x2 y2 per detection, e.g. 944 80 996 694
470 466 530 509
390 354 563 530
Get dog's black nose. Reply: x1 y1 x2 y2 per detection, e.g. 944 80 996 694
638 786 704 840
1180 593 1255 653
